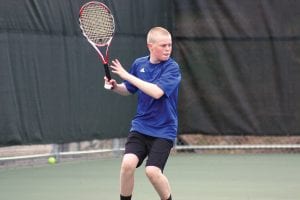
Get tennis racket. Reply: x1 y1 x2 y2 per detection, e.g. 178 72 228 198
79 1 115 89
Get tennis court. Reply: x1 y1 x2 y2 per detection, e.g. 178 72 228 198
1 153 299 200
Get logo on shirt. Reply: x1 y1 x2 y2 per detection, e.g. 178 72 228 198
140 67 145 73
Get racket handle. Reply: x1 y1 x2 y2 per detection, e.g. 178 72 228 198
103 63 111 80
103 63 113 90
104 83 113 90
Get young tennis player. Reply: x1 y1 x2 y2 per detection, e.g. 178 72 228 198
104 27 181 200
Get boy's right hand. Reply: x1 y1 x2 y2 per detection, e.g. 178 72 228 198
104 76 117 90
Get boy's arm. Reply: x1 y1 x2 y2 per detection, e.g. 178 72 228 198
112 83 132 96
104 77 131 96
123 73 164 99
109 59 164 99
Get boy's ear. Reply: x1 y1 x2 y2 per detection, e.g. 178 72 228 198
147 43 154 51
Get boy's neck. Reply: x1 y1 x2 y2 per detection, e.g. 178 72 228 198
149 57 161 64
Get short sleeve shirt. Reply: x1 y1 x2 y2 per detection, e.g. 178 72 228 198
124 56 181 141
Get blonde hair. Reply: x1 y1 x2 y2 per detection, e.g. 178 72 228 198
147 27 171 44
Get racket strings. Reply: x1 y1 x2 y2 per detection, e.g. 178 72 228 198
80 5 114 45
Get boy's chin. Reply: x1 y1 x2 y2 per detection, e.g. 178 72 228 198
161 56 170 61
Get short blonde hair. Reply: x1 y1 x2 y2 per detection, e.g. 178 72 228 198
147 27 171 44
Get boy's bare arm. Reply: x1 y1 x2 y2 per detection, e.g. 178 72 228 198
109 59 164 99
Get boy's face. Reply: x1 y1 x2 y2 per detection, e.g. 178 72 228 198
148 34 172 63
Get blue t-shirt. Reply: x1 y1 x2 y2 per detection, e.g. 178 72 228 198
124 56 181 141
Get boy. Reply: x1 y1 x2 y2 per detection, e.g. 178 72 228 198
105 27 181 200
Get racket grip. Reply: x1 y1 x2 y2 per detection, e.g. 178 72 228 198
103 63 111 80
103 63 113 90
104 83 113 90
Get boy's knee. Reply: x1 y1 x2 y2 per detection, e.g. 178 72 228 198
121 162 134 172
121 154 139 174
145 166 161 180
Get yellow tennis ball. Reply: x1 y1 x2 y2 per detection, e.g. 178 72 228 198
48 156 56 164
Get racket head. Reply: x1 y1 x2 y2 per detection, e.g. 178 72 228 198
79 1 115 46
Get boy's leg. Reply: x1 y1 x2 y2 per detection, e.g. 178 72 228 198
120 153 139 197
145 166 172 200
145 138 174 200
120 132 148 200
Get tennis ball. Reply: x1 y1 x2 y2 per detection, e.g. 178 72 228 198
48 156 56 164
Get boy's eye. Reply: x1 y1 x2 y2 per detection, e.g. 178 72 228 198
161 44 172 48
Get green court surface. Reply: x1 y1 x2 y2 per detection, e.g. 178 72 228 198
0 154 299 200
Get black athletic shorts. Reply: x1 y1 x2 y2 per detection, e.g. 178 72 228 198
124 131 174 172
